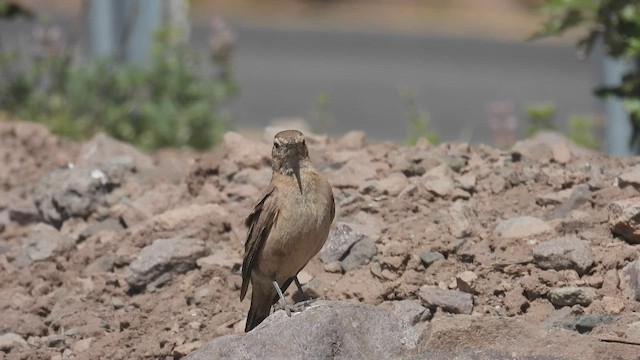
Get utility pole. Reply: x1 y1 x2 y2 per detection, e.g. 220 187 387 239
87 0 189 64
602 55 637 155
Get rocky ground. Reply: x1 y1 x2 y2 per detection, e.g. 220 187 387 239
1 119 640 359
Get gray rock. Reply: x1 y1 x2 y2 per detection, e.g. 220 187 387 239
319 223 364 263
609 197 640 244
0 209 7 233
618 169 640 191
625 321 640 341
532 237 593 275
126 238 208 288
298 278 327 300
145 272 173 292
495 216 550 239
184 301 420 360
192 287 212 305
46 334 65 349
548 286 594 307
545 307 616 334
549 184 591 220
0 312 47 337
388 151 426 177
196 251 240 270
536 188 574 206
573 314 617 334
78 132 154 171
544 306 576 329
371 173 410 197
0 333 27 352
455 173 476 192
622 259 640 301
8 201 40 225
340 238 377 272
447 201 475 238
77 218 124 242
111 296 125 309
84 255 115 275
511 137 553 163
382 300 431 325
423 175 453 198
33 163 131 228
419 286 474 314
22 223 73 264
419 251 445 267
327 158 377 189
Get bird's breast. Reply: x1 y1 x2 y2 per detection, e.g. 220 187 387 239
258 172 333 279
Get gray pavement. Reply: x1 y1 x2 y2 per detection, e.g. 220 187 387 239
1 16 601 145
196 23 600 144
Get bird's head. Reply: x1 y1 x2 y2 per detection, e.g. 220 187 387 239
271 129 310 175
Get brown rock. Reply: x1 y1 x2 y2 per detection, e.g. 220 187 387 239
532 237 593 275
609 197 640 243
618 169 640 191
419 286 474 315
222 132 270 169
447 201 475 238
72 337 93 353
126 237 209 288
337 130 366 150
495 216 550 239
78 132 154 171
503 286 530 316
328 158 377 188
373 172 410 197
0 333 27 352
551 142 572 164
456 271 478 294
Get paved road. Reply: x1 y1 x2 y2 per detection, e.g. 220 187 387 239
192 23 600 144
2 17 600 145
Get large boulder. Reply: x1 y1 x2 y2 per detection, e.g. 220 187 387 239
185 301 420 360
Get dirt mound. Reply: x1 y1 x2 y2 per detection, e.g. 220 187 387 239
1 121 640 359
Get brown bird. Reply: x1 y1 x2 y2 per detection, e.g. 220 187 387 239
240 129 335 332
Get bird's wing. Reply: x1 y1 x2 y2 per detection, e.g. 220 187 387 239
240 184 279 300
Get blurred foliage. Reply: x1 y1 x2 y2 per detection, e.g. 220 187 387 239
400 88 439 146
0 25 236 150
310 91 335 134
525 101 557 136
531 0 640 149
0 1 33 19
568 114 600 149
525 101 601 149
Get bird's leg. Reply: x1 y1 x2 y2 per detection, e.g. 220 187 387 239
291 276 320 312
271 280 292 317
294 277 308 301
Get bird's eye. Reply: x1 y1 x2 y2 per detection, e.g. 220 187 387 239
274 142 280 149
302 139 305 146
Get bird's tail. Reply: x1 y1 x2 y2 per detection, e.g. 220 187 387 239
245 283 274 332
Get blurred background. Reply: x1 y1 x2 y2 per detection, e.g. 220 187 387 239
0 0 638 154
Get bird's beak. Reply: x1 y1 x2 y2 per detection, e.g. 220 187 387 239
293 163 302 194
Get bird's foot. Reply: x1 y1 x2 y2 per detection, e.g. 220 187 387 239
271 279 293 317
273 301 293 317
291 298 318 312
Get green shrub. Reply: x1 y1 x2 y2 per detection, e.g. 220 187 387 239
568 114 600 149
525 101 557 137
531 0 640 149
400 88 439 146
0 25 235 150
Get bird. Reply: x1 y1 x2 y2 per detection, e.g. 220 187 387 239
240 129 335 332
